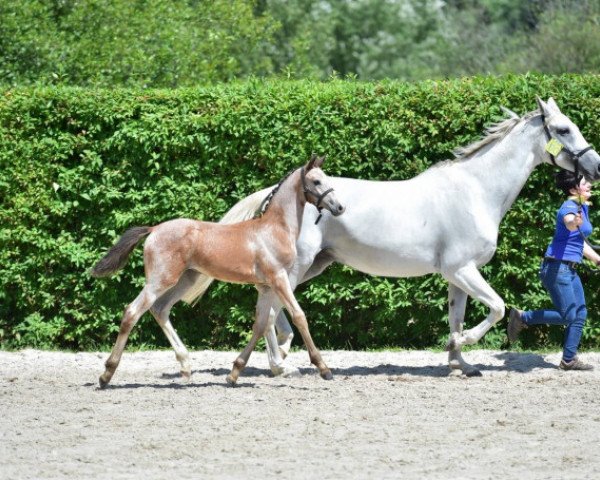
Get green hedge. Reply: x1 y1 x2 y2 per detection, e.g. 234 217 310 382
2 74 600 351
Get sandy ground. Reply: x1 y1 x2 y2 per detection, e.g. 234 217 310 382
1 349 600 480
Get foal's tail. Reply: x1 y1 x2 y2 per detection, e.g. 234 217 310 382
90 226 152 278
180 187 271 304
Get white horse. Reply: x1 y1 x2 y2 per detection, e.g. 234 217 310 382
180 97 600 378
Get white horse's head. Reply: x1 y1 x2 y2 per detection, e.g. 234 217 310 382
537 97 600 181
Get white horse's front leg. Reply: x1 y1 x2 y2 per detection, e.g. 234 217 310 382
265 322 301 378
275 310 294 357
447 283 481 377
444 264 505 352
264 298 300 378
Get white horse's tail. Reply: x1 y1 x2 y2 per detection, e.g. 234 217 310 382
181 187 272 305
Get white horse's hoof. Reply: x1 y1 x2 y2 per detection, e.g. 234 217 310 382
448 364 482 377
281 366 301 378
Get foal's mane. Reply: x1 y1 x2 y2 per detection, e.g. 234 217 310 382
452 110 539 161
254 167 297 218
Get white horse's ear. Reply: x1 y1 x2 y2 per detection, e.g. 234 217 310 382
547 97 561 113
536 96 553 118
500 106 519 119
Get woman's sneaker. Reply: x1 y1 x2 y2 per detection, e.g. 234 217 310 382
559 357 594 371
507 308 527 343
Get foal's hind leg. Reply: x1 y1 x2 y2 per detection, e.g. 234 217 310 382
226 289 274 385
99 285 166 388
447 283 480 377
150 270 200 381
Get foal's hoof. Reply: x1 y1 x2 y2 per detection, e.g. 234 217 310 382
180 370 192 382
98 376 110 389
225 374 237 386
320 369 333 381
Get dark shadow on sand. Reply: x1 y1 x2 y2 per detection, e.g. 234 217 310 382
187 352 557 378
92 380 258 390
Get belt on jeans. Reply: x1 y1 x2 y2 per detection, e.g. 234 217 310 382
543 257 578 269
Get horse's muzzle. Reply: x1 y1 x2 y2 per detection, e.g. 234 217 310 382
331 204 346 216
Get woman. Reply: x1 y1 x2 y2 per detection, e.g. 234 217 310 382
508 170 600 370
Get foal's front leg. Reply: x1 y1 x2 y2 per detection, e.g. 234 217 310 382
226 289 274 385
271 272 332 380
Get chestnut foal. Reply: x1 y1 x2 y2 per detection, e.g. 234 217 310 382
91 155 345 387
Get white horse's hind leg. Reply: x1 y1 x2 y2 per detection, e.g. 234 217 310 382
447 283 481 377
444 264 505 351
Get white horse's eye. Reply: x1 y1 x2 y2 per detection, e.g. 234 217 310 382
314 180 321 186
556 127 570 136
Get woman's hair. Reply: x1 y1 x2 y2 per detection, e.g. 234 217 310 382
555 170 582 196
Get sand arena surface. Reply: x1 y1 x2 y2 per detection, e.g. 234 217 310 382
1 349 600 479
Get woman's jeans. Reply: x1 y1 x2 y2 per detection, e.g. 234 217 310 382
521 259 587 362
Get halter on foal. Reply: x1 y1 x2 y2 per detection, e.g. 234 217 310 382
91 155 345 387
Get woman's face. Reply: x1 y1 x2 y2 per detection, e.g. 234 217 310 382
572 177 593 201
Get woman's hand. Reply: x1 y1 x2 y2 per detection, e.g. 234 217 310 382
564 212 584 231
583 242 600 266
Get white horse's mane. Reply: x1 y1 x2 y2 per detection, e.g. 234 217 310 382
452 109 540 160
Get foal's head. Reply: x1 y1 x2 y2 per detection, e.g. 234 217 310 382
301 155 345 218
